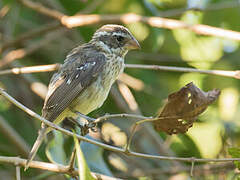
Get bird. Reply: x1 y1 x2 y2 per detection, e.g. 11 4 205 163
25 24 140 170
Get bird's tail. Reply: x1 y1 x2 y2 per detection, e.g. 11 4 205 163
25 124 47 170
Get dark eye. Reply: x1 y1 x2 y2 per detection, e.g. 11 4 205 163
115 35 124 42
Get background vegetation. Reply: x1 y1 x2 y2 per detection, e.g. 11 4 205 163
0 0 240 179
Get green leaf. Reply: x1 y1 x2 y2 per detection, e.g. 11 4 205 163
73 133 96 180
45 130 67 165
228 147 240 169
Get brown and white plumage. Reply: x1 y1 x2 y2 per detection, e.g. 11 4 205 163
25 24 140 169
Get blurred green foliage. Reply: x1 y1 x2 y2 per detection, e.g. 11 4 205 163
0 0 240 179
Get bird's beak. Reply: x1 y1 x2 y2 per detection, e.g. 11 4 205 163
126 38 141 50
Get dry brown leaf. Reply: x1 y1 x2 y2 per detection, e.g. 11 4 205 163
154 82 220 135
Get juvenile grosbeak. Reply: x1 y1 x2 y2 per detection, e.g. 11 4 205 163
25 24 140 169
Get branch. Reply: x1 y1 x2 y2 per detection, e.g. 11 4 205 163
0 64 60 75
116 162 235 178
0 156 120 180
0 22 61 53
0 30 67 68
145 162 235 176
125 64 240 79
1 63 240 79
0 88 240 164
17 0 240 41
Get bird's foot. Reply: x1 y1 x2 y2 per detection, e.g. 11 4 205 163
71 111 98 135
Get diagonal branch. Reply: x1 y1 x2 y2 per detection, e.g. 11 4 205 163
0 22 61 53
17 0 240 41
0 88 240 163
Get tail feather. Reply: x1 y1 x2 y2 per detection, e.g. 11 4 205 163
25 125 47 170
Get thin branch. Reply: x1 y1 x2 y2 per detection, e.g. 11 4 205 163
0 64 60 75
16 165 21 180
117 162 235 178
144 162 235 176
0 156 120 180
17 0 240 41
0 30 67 68
1 63 240 79
1 88 240 163
125 64 240 79
190 158 195 177
17 0 64 20
0 22 61 53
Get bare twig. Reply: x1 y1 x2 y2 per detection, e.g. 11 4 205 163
117 81 141 114
144 162 235 176
0 64 60 75
17 0 64 20
125 64 240 79
190 158 195 176
0 88 240 164
16 165 21 180
17 0 240 41
117 162 235 178
0 22 61 53
0 156 120 180
0 30 66 68
1 63 240 79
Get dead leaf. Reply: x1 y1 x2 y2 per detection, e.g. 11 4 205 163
154 82 220 135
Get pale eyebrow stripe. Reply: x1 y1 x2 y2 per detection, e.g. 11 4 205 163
112 32 128 37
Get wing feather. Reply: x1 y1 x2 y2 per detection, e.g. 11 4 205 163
42 45 106 121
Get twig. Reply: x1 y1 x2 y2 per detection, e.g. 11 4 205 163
1 88 240 163
16 165 21 180
16 0 240 41
0 30 66 68
1 63 240 79
0 22 61 53
117 162 235 178
125 64 240 79
117 81 141 114
144 162 235 176
0 64 60 75
17 0 64 20
190 158 195 177
0 156 120 180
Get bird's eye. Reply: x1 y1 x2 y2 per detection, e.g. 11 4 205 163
115 35 124 42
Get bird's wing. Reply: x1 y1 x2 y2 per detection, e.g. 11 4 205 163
42 46 106 121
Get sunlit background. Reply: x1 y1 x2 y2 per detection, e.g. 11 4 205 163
0 0 240 179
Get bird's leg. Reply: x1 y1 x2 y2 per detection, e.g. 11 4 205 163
73 110 97 133
73 111 95 123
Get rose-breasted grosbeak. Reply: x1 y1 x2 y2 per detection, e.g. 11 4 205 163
25 24 140 169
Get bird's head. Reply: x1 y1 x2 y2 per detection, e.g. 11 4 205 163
91 24 140 56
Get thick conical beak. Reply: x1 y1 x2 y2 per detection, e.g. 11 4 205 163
126 38 141 50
